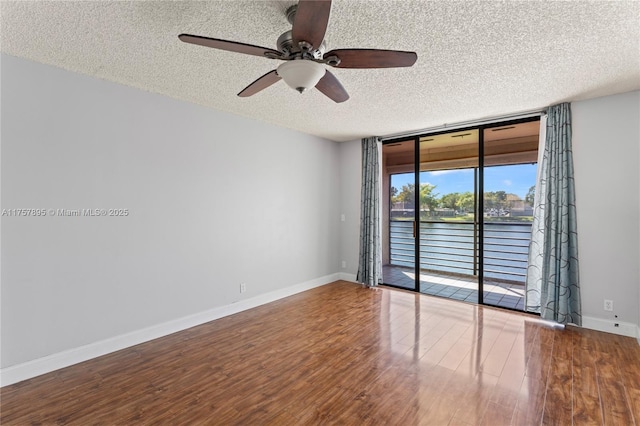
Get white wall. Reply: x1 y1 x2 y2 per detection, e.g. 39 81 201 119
572 90 640 335
338 140 361 280
1 54 340 371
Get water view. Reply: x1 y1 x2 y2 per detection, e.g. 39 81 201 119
389 164 537 283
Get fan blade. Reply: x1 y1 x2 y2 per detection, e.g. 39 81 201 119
237 70 281 97
315 70 349 103
292 0 332 49
324 49 417 68
179 34 282 59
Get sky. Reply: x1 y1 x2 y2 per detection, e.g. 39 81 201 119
390 164 537 199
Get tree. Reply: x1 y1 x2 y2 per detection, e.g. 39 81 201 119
440 192 460 210
484 191 508 210
390 186 399 204
395 184 415 208
419 183 439 216
525 185 536 206
457 192 475 213
484 192 497 210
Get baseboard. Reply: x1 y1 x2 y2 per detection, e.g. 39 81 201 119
637 325 640 345
582 316 638 339
338 272 357 283
0 273 338 387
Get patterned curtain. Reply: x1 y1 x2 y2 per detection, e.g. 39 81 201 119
525 103 581 325
356 137 382 287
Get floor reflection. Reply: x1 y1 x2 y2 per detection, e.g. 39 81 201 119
381 286 569 423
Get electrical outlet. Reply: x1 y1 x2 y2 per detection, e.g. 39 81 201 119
604 299 613 311
341 260 346 268
240 283 246 293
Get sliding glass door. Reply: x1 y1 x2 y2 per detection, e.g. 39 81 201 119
382 139 416 290
381 118 540 312
481 121 540 310
418 130 479 302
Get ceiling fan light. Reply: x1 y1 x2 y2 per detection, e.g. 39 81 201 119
277 60 326 93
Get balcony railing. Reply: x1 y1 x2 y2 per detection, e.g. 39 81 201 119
389 220 532 283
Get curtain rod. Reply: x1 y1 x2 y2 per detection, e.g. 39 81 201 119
379 109 546 142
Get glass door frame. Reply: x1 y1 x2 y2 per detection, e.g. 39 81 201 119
382 116 541 309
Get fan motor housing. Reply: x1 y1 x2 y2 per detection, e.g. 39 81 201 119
277 30 326 59
279 5 327 59
276 30 295 54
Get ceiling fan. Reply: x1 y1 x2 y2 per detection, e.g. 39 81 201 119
178 0 417 103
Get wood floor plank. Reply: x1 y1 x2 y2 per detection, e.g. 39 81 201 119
449 372 500 424
541 329 574 424
542 359 573 425
480 401 514 426
438 333 474 371
513 376 546 426
481 324 519 377
572 329 603 425
1 281 639 425
599 376 635 425
627 387 640 424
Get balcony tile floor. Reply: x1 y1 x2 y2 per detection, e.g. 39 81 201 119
383 265 525 311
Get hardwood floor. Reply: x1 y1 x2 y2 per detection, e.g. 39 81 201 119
2 281 639 425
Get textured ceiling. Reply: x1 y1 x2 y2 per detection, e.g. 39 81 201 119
2 1 639 142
